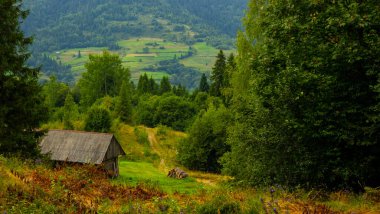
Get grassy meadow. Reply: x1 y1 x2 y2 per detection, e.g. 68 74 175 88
50 38 231 82
115 161 207 194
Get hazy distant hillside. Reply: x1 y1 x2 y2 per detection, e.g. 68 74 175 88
167 0 247 37
22 0 248 52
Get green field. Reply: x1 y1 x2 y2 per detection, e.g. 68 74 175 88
180 42 234 72
116 161 207 194
51 38 234 82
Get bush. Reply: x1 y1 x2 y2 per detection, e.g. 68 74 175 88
178 105 232 172
134 127 149 146
84 108 111 133
153 95 196 131
197 196 241 214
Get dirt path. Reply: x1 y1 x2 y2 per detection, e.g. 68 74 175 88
144 127 225 186
146 128 168 172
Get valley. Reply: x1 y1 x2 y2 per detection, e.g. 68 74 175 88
1 0 379 213
51 38 233 82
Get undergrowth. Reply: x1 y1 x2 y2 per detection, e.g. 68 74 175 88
1 156 379 213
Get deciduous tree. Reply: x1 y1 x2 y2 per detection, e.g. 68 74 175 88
79 51 130 106
222 0 380 190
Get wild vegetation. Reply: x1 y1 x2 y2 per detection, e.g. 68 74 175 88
1 0 380 213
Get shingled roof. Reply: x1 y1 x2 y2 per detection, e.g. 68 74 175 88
40 130 125 164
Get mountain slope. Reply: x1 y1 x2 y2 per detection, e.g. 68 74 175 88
23 0 248 52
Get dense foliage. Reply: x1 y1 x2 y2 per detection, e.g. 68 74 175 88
136 95 196 131
0 0 47 157
79 51 130 106
178 105 232 172
147 59 203 89
115 81 133 122
84 108 112 133
28 54 74 83
222 0 380 190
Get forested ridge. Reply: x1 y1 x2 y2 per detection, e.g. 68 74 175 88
1 0 380 213
21 0 247 86
22 0 247 52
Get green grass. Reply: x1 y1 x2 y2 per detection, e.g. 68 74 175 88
116 161 208 194
131 71 171 81
180 42 235 72
50 47 109 75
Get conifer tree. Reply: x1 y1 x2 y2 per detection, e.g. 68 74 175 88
210 50 226 97
174 84 188 97
160 76 172 94
199 73 210 93
115 80 132 122
0 0 47 156
137 73 149 94
148 76 159 94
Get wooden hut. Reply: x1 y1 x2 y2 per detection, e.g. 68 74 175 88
40 130 125 177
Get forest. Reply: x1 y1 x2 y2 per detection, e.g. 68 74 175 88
1 0 380 213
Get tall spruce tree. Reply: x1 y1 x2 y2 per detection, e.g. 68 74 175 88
0 0 47 156
115 80 133 122
148 76 159 94
210 50 226 97
137 73 149 94
160 76 172 94
222 0 380 190
199 73 210 92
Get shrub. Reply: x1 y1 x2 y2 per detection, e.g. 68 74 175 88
197 196 241 214
84 108 111 133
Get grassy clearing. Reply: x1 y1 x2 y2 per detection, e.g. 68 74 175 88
50 47 109 75
180 42 235 72
114 124 230 192
116 161 208 194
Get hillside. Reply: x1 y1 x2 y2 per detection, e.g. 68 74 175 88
22 0 245 86
22 0 247 52
50 38 233 87
1 125 379 213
